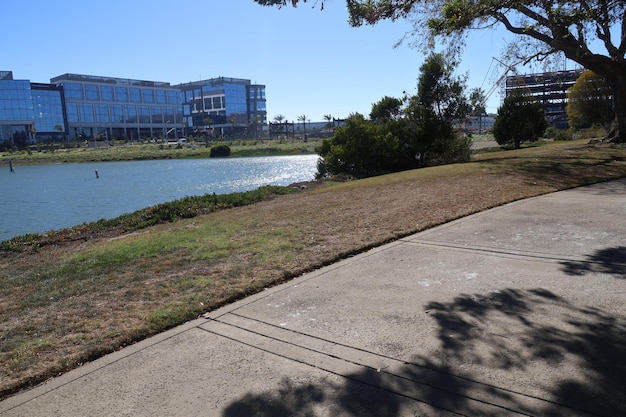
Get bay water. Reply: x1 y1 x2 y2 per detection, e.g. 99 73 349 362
0 155 318 242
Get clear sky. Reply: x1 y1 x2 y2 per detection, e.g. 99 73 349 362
1 0 578 122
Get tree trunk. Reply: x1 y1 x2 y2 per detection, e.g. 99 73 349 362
609 72 626 143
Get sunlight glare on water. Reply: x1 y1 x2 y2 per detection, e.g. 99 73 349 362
0 155 318 241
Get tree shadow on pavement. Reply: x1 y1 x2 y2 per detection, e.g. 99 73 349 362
222 288 626 416
424 288 626 416
561 246 626 277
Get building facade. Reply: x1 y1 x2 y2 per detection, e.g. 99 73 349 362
505 69 584 128
31 83 67 142
1 71 266 149
175 77 266 137
50 73 184 142
0 71 35 148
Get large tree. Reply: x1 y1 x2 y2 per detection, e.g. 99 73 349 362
316 53 471 177
255 0 626 142
567 70 615 133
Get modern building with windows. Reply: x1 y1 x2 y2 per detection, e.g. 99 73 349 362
0 71 35 148
0 71 67 148
1 71 266 148
50 73 184 142
175 77 266 137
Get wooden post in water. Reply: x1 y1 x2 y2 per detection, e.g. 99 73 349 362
9 159 14 173
95 169 99 179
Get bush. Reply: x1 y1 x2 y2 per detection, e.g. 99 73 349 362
210 144 231 157
493 92 548 149
554 129 573 141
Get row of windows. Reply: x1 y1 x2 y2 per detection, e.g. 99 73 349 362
186 96 226 114
182 83 258 116
0 81 32 121
249 87 266 100
223 84 247 114
0 125 29 145
62 83 183 105
65 102 182 124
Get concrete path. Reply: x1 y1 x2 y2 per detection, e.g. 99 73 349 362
2 179 625 416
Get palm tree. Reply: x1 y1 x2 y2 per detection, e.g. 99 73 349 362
273 114 285 123
323 114 333 130
297 114 307 140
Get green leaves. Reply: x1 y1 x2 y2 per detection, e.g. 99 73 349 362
493 91 548 148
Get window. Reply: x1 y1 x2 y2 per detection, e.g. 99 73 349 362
100 86 114 101
85 84 99 101
167 90 181 105
163 106 175 123
63 83 83 100
151 106 163 123
125 105 137 123
95 104 109 123
115 86 128 102
155 89 166 104
130 88 141 103
138 105 150 123
66 102 79 123
79 103 94 122
110 104 123 123
143 89 154 104
0 80 33 122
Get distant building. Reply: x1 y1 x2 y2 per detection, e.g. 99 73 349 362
466 114 496 133
1 70 267 149
175 77 266 137
505 69 584 128
0 71 36 148
50 73 184 141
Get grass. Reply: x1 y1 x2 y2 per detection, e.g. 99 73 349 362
0 138 322 165
0 139 625 400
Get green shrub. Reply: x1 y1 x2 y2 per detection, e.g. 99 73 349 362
554 129 573 141
493 92 548 149
210 145 231 157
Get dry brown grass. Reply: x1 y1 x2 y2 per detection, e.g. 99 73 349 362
1 140 625 399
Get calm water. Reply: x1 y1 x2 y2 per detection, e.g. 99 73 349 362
0 155 318 241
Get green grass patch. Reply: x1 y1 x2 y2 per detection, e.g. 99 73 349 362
1 185 298 251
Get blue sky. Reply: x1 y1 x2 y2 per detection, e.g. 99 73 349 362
1 0 577 121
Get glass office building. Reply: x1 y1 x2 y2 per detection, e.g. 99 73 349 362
0 72 35 149
31 83 67 142
175 77 266 136
1 71 266 147
51 74 184 141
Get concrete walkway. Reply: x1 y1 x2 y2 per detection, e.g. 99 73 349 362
2 179 625 416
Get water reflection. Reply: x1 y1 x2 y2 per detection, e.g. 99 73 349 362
0 155 318 241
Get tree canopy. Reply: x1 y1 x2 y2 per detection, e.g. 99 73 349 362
255 0 626 142
316 53 471 178
493 91 548 149
567 70 615 132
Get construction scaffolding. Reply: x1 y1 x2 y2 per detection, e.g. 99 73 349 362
505 69 584 128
